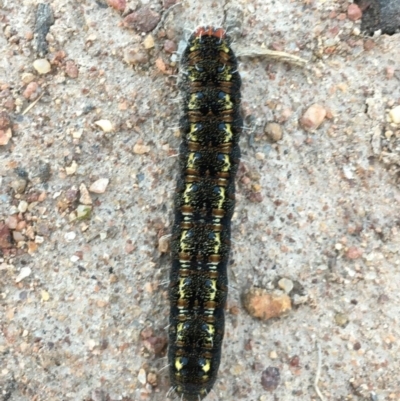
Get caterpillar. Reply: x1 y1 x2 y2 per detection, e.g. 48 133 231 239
168 26 242 400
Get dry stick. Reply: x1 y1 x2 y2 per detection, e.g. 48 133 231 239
153 2 183 34
314 341 326 401
236 47 308 68
21 92 45 115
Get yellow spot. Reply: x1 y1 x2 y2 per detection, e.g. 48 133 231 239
183 183 194 204
189 38 201 52
202 359 211 372
219 42 230 53
213 232 221 253
188 93 198 110
218 66 232 81
220 93 233 110
222 124 233 142
220 154 231 172
208 280 217 301
180 230 189 252
187 152 197 169
188 124 199 141
176 322 185 341
217 186 226 209
175 357 184 371
178 278 187 299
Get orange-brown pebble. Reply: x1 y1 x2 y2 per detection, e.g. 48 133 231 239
147 372 157 386
123 7 161 32
65 60 79 78
347 4 362 21
0 222 13 248
23 82 40 100
363 39 375 51
158 235 170 253
155 57 168 73
107 0 126 11
164 39 177 54
243 287 291 321
346 246 363 260
300 104 326 132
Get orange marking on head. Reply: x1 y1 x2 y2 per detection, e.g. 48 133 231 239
194 26 226 39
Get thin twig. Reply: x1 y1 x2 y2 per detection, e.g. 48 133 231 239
153 2 182 34
21 92 45 115
236 47 308 68
314 341 326 401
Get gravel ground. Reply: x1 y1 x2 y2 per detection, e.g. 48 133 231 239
1 1 400 401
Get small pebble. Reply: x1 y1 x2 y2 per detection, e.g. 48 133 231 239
261 366 280 392
41 290 50 301
143 34 154 49
33 58 51 74
79 183 93 205
0 126 12 145
335 312 349 327
278 278 294 294
164 39 177 54
133 142 150 154
389 105 400 124
123 7 161 32
65 60 79 78
23 82 40 100
138 368 147 385
346 247 363 260
87 339 96 350
243 287 291 321
10 179 27 193
64 231 76 242
158 235 170 253
347 4 362 21
89 178 109 194
107 0 126 11
65 160 78 175
5 215 18 230
269 351 278 359
18 200 28 213
0 223 12 248
76 205 92 220
264 122 283 142
21 72 36 84
386 67 395 79
15 267 32 283
124 48 149 65
94 119 114 132
13 231 25 242
300 104 326 132
147 372 157 386
38 162 51 182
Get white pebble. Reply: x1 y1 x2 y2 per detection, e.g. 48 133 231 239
94 120 114 132
35 236 44 244
300 104 326 132
138 368 147 385
79 183 93 205
15 267 32 283
33 59 51 74
278 278 294 294
65 160 78 175
65 231 76 242
389 105 400 124
89 178 109 194
0 128 12 146
18 200 28 213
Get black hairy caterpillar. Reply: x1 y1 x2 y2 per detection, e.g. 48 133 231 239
168 26 242 400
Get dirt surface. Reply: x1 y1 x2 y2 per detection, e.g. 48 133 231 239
1 1 400 400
